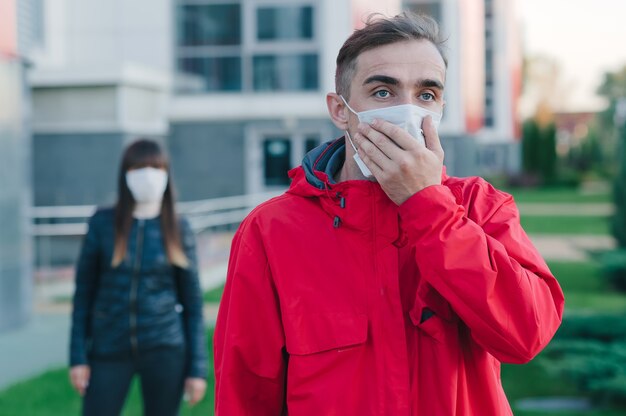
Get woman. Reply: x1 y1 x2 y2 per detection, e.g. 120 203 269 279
69 139 207 415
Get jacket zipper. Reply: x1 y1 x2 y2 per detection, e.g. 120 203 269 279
129 219 145 356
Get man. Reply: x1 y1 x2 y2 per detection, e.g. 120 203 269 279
214 12 564 415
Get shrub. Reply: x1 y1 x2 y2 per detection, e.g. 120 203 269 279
541 314 626 407
600 250 626 293
553 313 626 341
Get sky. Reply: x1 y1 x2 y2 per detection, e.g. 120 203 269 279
516 0 626 112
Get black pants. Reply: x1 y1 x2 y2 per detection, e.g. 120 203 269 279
83 347 186 416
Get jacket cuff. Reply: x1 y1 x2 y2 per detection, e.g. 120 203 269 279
70 351 88 367
398 185 458 230
187 361 208 379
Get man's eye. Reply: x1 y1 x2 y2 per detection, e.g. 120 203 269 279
421 92 435 101
374 90 390 98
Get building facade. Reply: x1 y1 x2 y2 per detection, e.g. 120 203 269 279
0 0 34 332
29 0 522 206
405 0 522 176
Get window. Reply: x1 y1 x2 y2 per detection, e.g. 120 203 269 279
32 0 46 48
176 1 319 94
177 4 241 46
257 6 313 40
253 54 318 91
305 136 320 153
247 131 323 192
405 2 442 24
263 138 292 186
178 56 241 91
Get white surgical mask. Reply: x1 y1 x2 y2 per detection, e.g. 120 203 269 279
341 96 442 179
345 130 374 178
342 96 442 145
126 167 168 203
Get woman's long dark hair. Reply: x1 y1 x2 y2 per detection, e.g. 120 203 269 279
111 139 188 268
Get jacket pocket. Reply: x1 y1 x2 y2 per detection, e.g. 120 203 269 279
409 283 454 343
283 312 368 355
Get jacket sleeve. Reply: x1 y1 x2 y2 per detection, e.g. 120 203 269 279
69 212 101 367
399 181 564 364
177 218 208 379
214 218 287 415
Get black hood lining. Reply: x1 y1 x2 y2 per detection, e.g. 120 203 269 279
302 137 346 190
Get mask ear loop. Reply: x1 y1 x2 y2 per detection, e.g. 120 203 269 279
339 96 361 155
345 131 359 154
340 95 359 116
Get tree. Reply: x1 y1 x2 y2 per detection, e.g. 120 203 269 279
595 66 626 246
613 118 626 248
522 118 541 174
596 66 626 292
521 115 557 185
539 122 557 183
595 66 626 174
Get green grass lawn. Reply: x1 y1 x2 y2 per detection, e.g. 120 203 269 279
0 331 216 416
504 186 611 204
548 260 626 312
520 215 611 235
203 284 225 303
503 358 626 416
549 261 607 292
513 409 626 416
505 185 612 236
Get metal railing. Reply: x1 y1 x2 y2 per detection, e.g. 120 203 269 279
30 191 284 237
31 191 284 273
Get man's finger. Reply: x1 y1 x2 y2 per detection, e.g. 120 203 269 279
354 133 389 172
357 122 405 159
370 118 417 150
423 116 443 155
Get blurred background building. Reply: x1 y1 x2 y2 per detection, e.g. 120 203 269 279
3 0 523 330
29 0 522 205
0 0 34 331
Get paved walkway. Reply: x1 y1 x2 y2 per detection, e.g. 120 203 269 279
518 202 613 216
529 234 615 261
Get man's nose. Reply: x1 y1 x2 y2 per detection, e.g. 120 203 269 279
397 92 414 106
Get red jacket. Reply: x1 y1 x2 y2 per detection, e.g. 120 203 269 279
214 139 564 415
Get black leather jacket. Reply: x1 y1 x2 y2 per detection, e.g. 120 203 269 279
69 208 207 378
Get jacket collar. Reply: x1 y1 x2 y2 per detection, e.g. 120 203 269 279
287 138 399 245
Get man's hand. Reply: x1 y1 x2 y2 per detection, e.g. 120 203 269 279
69 365 90 396
184 377 207 406
353 115 444 205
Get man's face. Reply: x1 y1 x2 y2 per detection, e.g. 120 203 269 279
344 39 446 134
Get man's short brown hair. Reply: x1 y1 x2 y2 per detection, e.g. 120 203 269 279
335 12 447 99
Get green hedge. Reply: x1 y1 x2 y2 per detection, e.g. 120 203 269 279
600 250 626 292
541 314 626 406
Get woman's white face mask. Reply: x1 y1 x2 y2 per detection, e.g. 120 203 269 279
341 96 443 178
125 167 168 203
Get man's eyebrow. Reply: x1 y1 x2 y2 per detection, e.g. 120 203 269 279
363 75 399 86
417 78 444 90
363 75 444 91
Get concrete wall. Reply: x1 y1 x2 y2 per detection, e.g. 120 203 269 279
169 122 246 200
33 0 173 74
0 58 33 332
33 133 124 206
440 134 521 178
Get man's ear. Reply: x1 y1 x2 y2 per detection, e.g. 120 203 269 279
326 93 349 131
